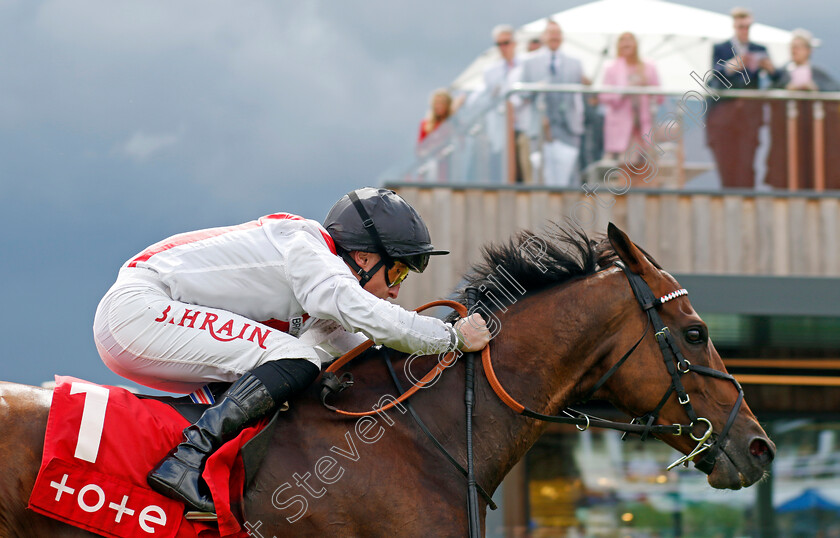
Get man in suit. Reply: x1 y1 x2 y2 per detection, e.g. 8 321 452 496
707 7 776 188
483 24 532 184
520 19 585 187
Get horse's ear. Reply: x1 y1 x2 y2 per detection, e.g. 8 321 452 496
607 222 654 275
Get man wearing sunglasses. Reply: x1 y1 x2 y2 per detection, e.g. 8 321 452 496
483 24 532 184
93 187 490 514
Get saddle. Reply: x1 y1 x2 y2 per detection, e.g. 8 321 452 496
28 377 279 538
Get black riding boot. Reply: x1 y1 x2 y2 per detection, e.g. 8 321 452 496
148 359 319 513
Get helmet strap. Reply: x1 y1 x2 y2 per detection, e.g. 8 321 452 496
348 191 390 261
340 250 387 288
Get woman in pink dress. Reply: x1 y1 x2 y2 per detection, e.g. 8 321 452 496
599 32 662 161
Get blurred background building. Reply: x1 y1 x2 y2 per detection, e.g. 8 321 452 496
383 1 840 535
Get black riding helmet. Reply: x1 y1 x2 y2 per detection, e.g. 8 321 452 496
324 188 448 284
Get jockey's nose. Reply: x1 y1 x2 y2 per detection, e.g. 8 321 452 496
388 284 401 299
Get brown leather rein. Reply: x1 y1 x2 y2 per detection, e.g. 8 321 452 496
321 300 467 416
321 299 525 417
320 299 691 438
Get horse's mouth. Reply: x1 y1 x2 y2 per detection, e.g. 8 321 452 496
704 438 773 490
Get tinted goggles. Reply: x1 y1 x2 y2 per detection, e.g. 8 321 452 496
385 260 410 288
399 252 430 273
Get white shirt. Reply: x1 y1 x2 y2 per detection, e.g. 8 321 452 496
483 56 530 146
124 213 453 356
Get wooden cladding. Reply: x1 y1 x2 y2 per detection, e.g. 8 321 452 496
387 185 840 309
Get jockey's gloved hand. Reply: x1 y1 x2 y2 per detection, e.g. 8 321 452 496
453 314 491 352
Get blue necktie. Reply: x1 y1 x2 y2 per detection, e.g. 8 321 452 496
550 52 557 76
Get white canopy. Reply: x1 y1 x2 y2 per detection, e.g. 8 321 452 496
453 0 801 92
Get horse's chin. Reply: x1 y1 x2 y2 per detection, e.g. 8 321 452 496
703 447 766 490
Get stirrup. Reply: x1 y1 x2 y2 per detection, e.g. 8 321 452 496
185 511 218 522
319 372 354 410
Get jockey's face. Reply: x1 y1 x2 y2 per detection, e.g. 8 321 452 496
349 251 401 300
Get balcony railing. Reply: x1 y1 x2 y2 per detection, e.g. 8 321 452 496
382 84 840 192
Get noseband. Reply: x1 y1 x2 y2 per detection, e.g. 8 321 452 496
604 261 745 473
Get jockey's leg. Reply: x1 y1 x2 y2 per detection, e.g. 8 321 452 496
147 358 319 513
95 271 329 512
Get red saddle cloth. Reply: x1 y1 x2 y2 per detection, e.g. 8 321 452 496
28 376 265 538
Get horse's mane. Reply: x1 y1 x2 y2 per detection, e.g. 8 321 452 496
445 222 661 321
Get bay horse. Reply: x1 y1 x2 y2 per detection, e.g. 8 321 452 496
0 223 774 536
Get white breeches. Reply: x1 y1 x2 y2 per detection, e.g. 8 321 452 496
93 268 323 394
543 140 580 187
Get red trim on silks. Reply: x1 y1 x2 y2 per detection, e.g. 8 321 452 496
128 222 262 268
129 213 337 267
259 213 303 222
260 214 336 254
320 232 337 254
261 314 310 333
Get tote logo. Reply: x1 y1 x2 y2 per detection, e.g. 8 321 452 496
48 469 170 533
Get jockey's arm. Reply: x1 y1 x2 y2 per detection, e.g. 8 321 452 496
283 232 488 355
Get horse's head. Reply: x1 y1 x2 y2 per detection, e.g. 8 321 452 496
594 223 774 490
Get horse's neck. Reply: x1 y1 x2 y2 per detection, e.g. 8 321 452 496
329 271 628 502
468 272 627 493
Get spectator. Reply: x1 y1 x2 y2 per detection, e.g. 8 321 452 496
417 88 466 182
483 24 532 184
599 32 662 161
418 88 462 144
766 29 840 189
706 7 776 188
578 95 605 176
521 19 585 187
773 29 839 91
527 37 542 52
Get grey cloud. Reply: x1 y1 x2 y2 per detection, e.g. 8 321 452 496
0 0 836 388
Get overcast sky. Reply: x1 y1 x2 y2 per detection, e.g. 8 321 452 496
1 0 836 391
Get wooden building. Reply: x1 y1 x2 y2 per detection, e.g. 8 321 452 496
385 183 840 537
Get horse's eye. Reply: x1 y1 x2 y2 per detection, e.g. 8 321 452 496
685 327 706 345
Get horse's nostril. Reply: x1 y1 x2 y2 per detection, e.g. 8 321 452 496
750 438 775 464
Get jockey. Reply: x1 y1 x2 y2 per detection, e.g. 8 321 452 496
92 187 490 514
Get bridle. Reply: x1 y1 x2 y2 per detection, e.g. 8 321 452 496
445 261 744 471
462 261 745 474
319 260 746 533
599 261 746 472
